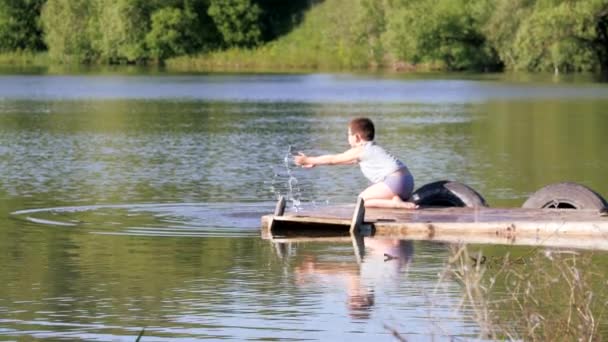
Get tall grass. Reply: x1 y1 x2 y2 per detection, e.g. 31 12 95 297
440 245 607 340
0 51 49 66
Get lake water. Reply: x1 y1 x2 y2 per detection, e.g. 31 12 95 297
1 70 608 340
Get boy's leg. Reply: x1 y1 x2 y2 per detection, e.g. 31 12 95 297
359 182 394 200
359 183 417 209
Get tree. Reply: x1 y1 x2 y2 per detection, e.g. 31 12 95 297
592 4 608 74
510 0 608 73
146 7 196 60
0 0 46 51
41 0 96 63
353 0 388 66
255 0 314 41
208 0 262 47
146 0 222 60
90 0 159 63
384 0 500 70
482 0 534 69
483 0 608 73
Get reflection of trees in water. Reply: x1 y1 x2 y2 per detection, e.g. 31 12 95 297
471 101 608 206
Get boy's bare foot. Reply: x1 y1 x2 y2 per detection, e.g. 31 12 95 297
392 196 418 209
404 201 418 209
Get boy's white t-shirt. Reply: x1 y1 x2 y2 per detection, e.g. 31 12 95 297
358 141 407 183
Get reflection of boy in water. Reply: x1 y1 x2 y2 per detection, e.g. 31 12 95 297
366 238 414 274
294 239 413 320
347 286 375 320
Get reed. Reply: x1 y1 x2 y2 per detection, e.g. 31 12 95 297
135 328 145 342
166 42 370 73
0 51 49 66
440 245 607 340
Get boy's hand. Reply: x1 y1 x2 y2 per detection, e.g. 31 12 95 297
294 152 315 168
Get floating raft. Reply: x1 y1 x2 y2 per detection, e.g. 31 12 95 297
261 198 608 250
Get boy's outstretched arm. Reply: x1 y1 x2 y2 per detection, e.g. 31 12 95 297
294 147 361 168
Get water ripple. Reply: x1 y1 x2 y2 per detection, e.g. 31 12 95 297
11 202 273 238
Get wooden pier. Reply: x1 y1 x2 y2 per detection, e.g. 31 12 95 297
261 198 608 250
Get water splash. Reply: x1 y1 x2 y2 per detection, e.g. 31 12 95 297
269 146 302 211
285 146 303 211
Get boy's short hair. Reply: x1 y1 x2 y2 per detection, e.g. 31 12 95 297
349 117 375 141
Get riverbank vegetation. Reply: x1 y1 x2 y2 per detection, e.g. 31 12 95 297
1 0 607 73
440 245 607 340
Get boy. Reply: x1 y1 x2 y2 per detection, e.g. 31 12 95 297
294 117 417 209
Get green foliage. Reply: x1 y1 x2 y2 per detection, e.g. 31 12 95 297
0 0 45 51
183 0 223 50
382 1 427 64
40 0 216 63
484 0 608 73
512 1 607 72
208 0 262 47
0 50 47 65
90 0 159 63
4 0 608 72
383 0 501 70
168 0 368 70
146 8 195 60
41 0 96 63
256 0 313 41
352 0 388 66
42 0 155 63
146 1 221 61
482 0 534 68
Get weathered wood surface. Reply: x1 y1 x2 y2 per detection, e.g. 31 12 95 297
349 197 365 233
261 205 608 249
273 196 286 216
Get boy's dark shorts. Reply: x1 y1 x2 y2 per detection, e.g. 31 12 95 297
384 172 414 201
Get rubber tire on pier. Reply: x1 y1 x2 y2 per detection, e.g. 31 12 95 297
522 182 608 210
411 180 488 208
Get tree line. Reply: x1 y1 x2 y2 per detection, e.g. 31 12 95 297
0 0 314 63
0 0 607 73
369 0 608 73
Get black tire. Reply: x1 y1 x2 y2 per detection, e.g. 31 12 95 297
411 180 488 208
522 182 607 210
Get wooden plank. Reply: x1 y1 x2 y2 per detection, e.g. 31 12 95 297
349 197 365 234
261 205 608 249
274 196 286 216
268 196 287 234
370 220 608 237
279 206 606 223
270 236 354 243
268 232 608 251
263 208 607 227
271 215 352 226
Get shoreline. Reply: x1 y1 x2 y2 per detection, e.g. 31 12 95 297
0 52 603 83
